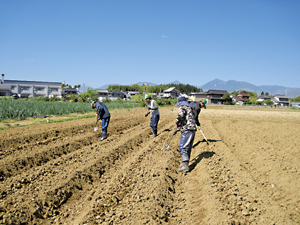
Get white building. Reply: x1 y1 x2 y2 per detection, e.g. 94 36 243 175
96 89 109 101
272 94 290 107
160 87 181 99
188 92 207 102
0 74 62 98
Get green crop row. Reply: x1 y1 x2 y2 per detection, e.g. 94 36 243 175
0 100 141 121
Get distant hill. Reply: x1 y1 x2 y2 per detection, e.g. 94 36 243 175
168 80 184 85
200 79 259 92
134 82 157 86
199 79 300 98
86 79 300 98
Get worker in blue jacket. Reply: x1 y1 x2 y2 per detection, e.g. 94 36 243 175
91 101 111 141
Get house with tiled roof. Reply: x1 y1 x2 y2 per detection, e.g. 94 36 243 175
237 93 250 100
206 89 229 104
272 94 290 107
160 87 181 99
257 95 271 102
188 92 207 102
126 91 140 98
96 89 109 101
108 91 126 100
232 96 248 105
231 92 250 105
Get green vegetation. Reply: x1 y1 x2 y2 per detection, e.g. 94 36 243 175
262 99 274 106
66 88 99 102
0 101 91 121
0 99 141 122
289 96 300 102
121 94 177 107
222 93 233 105
107 83 202 94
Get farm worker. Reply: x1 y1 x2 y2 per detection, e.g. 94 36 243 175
174 96 197 172
144 95 160 137
91 101 111 141
190 99 207 130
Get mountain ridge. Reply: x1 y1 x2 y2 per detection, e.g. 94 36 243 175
198 79 300 98
90 79 300 98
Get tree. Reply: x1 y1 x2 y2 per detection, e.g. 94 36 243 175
240 90 257 98
261 91 264 95
289 95 300 102
77 87 98 102
131 94 144 102
248 97 258 105
106 83 201 95
263 99 274 106
222 93 233 104
231 90 238 96
61 83 70 90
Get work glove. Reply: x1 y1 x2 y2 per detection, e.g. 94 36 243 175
198 125 201 130
148 107 151 110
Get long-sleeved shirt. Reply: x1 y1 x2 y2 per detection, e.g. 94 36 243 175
190 101 202 126
95 101 110 119
175 105 196 132
148 99 159 116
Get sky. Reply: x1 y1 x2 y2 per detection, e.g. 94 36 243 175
1 0 300 89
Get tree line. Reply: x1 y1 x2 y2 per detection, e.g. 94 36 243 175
106 83 202 94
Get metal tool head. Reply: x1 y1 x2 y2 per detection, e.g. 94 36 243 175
94 127 98 132
164 128 177 149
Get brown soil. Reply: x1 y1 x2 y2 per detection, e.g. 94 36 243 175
0 106 299 224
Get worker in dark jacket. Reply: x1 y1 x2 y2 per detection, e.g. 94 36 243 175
174 96 197 172
190 99 207 130
91 101 111 141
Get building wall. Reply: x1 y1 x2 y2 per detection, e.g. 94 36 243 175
2 80 62 98
189 93 207 102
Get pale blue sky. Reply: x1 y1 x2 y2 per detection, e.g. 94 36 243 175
1 0 299 88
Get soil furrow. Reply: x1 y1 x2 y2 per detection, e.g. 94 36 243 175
0 106 299 224
0 110 176 224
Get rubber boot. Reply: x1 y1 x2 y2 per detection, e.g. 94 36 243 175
177 162 189 172
150 130 157 137
99 130 107 141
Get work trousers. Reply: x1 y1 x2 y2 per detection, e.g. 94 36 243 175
178 130 195 162
150 114 160 134
101 116 110 133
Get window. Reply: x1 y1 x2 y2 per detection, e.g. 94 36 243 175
35 87 44 91
49 88 58 92
20 86 30 91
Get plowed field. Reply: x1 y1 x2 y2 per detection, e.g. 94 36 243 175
0 106 299 225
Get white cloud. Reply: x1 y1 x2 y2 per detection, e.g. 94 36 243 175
161 35 168 38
